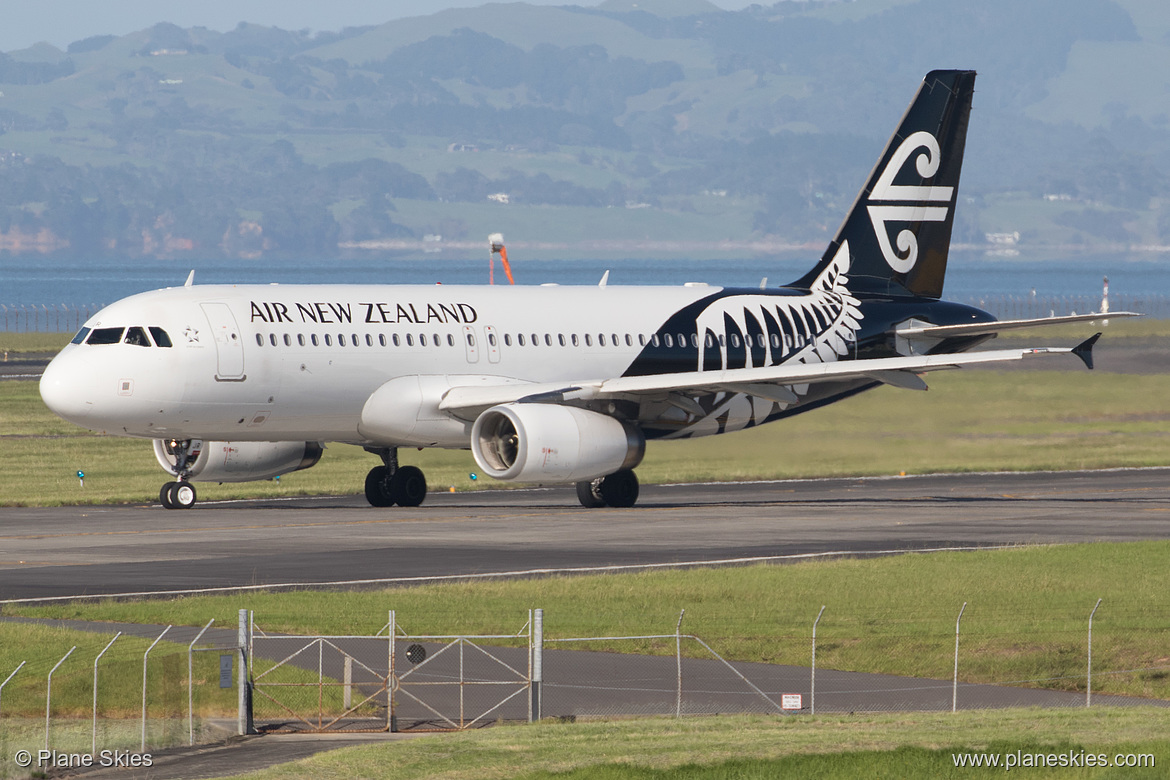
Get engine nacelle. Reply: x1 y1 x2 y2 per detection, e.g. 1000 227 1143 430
153 439 324 483
471 403 644 483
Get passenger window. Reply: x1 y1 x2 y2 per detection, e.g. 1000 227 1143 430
283 334 292 347
638 334 646 347
311 334 319 346
612 333 619 346
71 327 91 345
269 334 278 347
339 334 347 347
664 334 673 348
325 334 333 346
518 334 526 346
691 334 699 348
731 334 741 348
598 334 605 347
124 327 151 347
87 328 124 345
651 334 660 347
298 334 306 346
558 334 566 347
379 334 386 347
393 334 401 346
433 333 440 346
353 333 360 346
420 334 428 346
366 334 373 347
406 334 414 346
447 334 455 346
504 334 512 347
255 334 264 347
571 334 579 347
705 333 715 348
585 334 593 347
148 327 172 347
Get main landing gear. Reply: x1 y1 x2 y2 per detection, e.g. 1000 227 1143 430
576 469 639 509
159 439 198 510
364 447 427 508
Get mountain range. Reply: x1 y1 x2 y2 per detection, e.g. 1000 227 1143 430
1 0 1168 261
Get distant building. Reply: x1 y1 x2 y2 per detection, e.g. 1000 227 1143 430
487 193 510 204
985 231 1020 245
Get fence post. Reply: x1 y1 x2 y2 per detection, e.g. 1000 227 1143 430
675 609 686 718
811 605 826 716
952 602 966 713
142 626 171 752
45 646 77 750
188 619 214 745
93 633 122 754
531 608 543 721
1087 598 1102 707
388 609 396 732
237 609 250 735
527 609 533 724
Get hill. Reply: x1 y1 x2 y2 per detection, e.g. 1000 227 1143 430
0 0 1168 261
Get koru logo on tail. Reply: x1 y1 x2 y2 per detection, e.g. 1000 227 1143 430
866 131 952 273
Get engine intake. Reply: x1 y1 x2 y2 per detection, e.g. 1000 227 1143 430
153 439 323 483
471 403 644 483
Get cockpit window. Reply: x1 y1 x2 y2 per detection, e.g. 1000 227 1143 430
70 327 91 345
149 327 173 348
124 327 151 347
87 327 125 345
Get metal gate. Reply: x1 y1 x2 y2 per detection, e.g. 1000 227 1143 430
390 611 534 732
246 611 537 734
250 634 392 733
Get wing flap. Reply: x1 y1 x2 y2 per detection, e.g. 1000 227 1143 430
438 342 1093 416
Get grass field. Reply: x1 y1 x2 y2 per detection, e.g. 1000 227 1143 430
9 542 1170 700
4 363 1170 506
229 710 1170 780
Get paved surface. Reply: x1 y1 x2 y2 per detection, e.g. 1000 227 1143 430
3 469 1170 601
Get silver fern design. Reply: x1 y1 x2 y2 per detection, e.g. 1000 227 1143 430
666 243 863 438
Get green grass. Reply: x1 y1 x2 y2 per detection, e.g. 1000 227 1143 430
4 359 1170 506
224 710 1170 780
10 542 1170 699
0 333 70 353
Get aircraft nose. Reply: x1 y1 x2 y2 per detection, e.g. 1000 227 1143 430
39 351 95 423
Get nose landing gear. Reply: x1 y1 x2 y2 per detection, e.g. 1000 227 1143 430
159 438 199 510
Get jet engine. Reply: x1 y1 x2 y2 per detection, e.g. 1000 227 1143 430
153 439 323 483
471 403 644 483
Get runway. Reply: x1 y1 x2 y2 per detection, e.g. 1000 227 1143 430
2 468 1169 601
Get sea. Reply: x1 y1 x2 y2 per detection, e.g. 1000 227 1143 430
2 250 1168 316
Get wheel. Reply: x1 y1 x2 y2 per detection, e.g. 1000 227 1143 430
364 466 396 507
159 481 177 509
576 479 606 508
392 466 427 507
598 469 639 508
169 481 197 509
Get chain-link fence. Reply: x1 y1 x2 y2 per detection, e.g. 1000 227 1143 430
0 304 105 334
3 599 1168 763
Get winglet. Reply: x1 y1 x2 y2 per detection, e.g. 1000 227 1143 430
1073 333 1102 370
184 270 195 287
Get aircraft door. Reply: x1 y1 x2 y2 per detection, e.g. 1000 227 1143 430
484 325 501 364
462 325 479 363
201 302 246 381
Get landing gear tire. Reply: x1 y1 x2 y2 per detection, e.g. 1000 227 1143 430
364 466 396 507
170 482 197 509
598 469 639 508
576 479 606 508
392 466 427 507
160 482 177 509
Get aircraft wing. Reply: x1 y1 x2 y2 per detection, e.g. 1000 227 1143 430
438 334 1101 418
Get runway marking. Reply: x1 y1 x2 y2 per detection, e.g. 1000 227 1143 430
0 543 1036 604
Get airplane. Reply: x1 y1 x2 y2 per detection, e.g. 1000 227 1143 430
39 70 1131 510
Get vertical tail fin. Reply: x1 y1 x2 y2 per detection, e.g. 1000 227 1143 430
792 70 976 299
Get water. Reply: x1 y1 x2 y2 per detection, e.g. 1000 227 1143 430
1 251 1166 309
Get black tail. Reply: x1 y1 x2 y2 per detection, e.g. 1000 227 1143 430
792 70 976 299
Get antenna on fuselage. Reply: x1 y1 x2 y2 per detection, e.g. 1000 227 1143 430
183 270 195 287
488 233 514 285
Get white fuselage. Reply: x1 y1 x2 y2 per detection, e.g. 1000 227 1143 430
40 283 726 445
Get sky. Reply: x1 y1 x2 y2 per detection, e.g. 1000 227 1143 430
1 0 750 53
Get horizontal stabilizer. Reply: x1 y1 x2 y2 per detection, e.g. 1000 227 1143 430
896 311 1140 340
1072 332 1101 370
